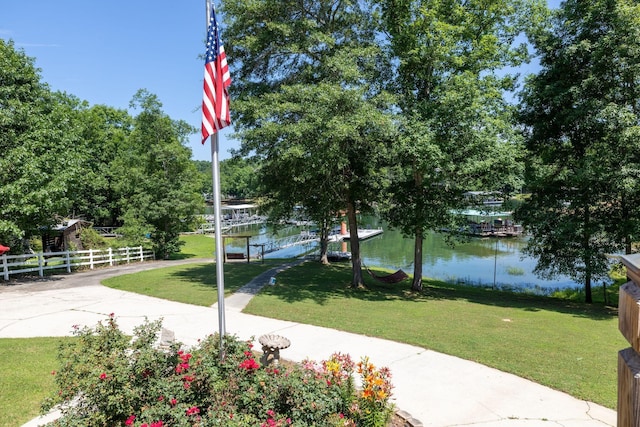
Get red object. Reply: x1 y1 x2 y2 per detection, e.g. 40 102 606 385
0 244 9 255
201 5 231 143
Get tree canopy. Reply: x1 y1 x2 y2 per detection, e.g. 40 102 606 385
0 40 86 249
516 0 640 302
378 0 538 290
0 40 204 257
223 0 396 286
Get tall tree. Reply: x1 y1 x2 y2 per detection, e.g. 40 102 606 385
516 0 640 303
223 0 396 286
0 40 86 250
378 0 535 291
115 90 202 259
71 104 133 227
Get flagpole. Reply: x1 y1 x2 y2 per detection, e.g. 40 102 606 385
211 133 226 348
206 0 226 355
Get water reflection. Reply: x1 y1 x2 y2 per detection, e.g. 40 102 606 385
222 222 582 291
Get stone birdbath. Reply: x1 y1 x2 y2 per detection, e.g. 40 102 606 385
258 334 290 366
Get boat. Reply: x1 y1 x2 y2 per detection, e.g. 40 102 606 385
326 251 352 262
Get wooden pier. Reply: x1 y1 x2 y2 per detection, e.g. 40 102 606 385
329 228 384 242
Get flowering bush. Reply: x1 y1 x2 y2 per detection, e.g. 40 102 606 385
41 315 394 426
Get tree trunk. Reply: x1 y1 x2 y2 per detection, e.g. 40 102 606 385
319 219 330 265
346 198 364 288
583 208 593 304
412 228 424 291
411 168 424 291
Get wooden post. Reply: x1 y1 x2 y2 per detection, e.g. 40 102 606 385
38 253 44 277
2 254 8 281
618 254 640 426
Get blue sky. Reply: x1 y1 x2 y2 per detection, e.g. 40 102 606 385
1 0 230 161
2 0 561 162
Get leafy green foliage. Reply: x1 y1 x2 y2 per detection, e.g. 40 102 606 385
0 40 85 248
42 316 394 426
0 41 207 256
115 90 202 259
79 228 109 249
516 0 640 302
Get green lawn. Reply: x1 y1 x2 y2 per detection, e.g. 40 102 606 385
0 338 68 427
169 234 217 259
102 260 284 306
243 262 626 410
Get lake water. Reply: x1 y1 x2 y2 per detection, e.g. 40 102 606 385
223 220 583 292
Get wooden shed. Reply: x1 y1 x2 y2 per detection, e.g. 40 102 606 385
42 219 91 252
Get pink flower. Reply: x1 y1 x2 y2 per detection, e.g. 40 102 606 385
125 415 136 426
170 398 177 406
99 372 107 380
150 422 163 427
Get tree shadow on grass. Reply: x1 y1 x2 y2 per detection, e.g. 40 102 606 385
167 260 287 295
257 262 618 321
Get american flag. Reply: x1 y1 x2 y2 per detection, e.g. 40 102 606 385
201 4 231 143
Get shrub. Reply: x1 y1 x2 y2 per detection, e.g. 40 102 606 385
79 228 109 249
42 316 394 426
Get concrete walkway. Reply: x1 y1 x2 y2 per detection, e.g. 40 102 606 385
0 260 617 427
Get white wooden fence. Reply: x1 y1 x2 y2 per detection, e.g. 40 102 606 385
1 246 155 281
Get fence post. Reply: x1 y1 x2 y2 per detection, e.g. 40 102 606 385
109 248 113 266
89 249 94 270
2 254 8 281
65 250 71 273
38 253 44 277
139 246 143 262
125 247 130 263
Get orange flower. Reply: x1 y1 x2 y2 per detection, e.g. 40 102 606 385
362 388 374 399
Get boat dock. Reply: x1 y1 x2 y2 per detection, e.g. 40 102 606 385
329 228 384 242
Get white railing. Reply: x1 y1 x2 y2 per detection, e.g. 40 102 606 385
1 246 155 281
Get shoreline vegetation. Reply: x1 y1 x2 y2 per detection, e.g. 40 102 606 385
0 234 626 425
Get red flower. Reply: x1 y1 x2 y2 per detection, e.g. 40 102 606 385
186 406 200 416
125 415 136 426
170 398 177 406
150 422 163 427
99 373 107 380
239 358 260 371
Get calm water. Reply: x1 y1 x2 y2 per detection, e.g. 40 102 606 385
223 221 583 292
